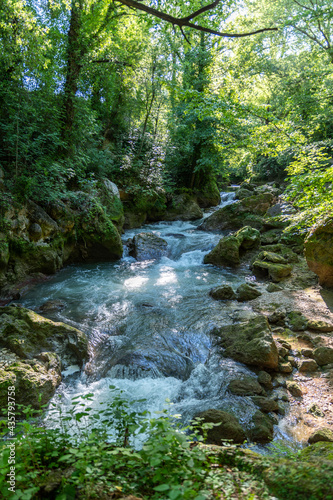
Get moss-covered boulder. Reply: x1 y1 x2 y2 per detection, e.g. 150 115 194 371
227 377 264 396
248 410 274 443
195 409 246 444
204 226 260 267
307 320 333 332
308 428 333 444
305 216 333 287
252 256 292 282
212 316 279 370
0 357 61 413
312 346 333 366
209 285 236 300
286 311 308 331
198 195 271 232
236 283 262 302
300 441 333 460
261 229 282 245
251 396 279 413
0 305 88 367
128 232 168 261
235 188 253 200
286 380 303 397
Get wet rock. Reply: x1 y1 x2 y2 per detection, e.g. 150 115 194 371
39 300 66 312
236 283 262 302
248 410 274 443
194 180 221 208
308 428 333 444
286 380 303 397
286 311 308 331
212 316 279 370
209 285 236 300
298 359 318 373
257 371 273 389
194 409 246 444
266 283 283 293
251 396 279 413
307 320 333 332
308 403 325 418
305 216 333 287
227 376 264 396
128 232 168 261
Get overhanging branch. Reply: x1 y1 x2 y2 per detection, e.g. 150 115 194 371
114 0 278 38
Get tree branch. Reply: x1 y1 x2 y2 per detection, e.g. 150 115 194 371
114 0 278 38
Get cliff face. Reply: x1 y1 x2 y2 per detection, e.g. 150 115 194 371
0 179 124 300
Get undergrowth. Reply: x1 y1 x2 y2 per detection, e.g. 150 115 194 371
0 388 332 500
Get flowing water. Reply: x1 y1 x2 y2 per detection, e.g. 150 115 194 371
18 192 291 447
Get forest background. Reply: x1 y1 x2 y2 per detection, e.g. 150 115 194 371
1 0 333 232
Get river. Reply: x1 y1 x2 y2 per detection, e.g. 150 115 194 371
18 193 292 447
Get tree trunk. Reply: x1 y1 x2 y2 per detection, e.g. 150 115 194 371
61 1 84 153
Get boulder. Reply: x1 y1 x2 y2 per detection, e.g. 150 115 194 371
251 252 292 282
228 377 264 396
0 305 88 368
266 203 296 217
286 380 303 397
198 193 275 232
204 235 241 267
235 188 253 200
308 428 333 444
102 178 120 199
194 409 246 444
212 316 279 370
248 410 274 443
307 320 333 333
305 217 333 287
286 311 308 331
298 359 318 372
266 283 283 293
39 300 66 313
300 441 333 461
251 396 279 413
313 347 333 366
128 232 168 261
236 283 262 302
204 226 260 267
209 285 236 300
260 229 282 245
257 371 273 389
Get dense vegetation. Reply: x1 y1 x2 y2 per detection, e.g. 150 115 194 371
1 0 332 229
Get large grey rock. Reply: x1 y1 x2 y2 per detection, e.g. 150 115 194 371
103 178 120 199
128 232 168 261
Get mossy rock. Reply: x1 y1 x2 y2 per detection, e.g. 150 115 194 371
0 357 61 414
0 239 9 269
300 441 333 461
287 311 308 331
236 283 262 301
164 193 203 221
259 244 299 263
204 226 260 267
252 260 292 282
209 285 236 300
0 306 88 367
305 216 333 287
308 428 333 444
195 409 246 444
264 458 333 499
312 346 333 366
261 229 282 245
248 410 274 443
228 377 264 396
235 188 253 200
251 396 279 413
212 316 279 369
